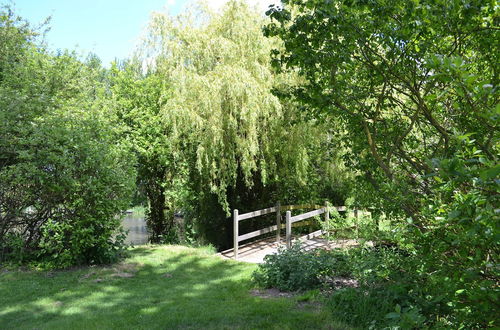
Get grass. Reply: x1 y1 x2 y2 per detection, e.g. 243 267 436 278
0 245 352 329
127 205 146 217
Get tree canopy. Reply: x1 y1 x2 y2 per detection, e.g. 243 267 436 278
128 1 351 247
265 0 498 218
265 0 499 325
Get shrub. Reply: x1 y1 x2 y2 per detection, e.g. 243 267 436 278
252 243 349 291
409 136 500 328
0 10 136 268
327 287 426 330
0 113 135 268
253 243 428 328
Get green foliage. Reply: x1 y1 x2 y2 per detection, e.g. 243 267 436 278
328 288 426 330
265 0 499 327
1 113 134 267
109 62 178 243
253 243 427 328
253 243 349 291
135 0 352 249
413 137 499 327
0 8 135 268
265 0 498 219
143 1 283 211
253 238 497 328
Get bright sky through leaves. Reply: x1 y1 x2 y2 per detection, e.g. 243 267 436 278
11 0 279 67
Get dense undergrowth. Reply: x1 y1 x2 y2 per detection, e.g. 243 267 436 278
253 242 499 329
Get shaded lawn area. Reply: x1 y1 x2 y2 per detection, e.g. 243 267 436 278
0 245 351 329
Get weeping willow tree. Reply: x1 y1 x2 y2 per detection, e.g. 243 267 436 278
138 0 350 247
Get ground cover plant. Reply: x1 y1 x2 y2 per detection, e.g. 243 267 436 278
0 245 351 329
252 243 479 329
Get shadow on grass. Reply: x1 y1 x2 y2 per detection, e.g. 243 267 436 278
0 245 351 329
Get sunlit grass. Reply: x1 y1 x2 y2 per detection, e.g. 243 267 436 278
126 205 146 217
0 245 352 329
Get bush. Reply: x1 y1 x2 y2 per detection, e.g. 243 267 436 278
253 243 428 328
0 113 135 268
409 136 500 328
0 10 136 268
327 287 426 330
252 243 349 291
324 246 427 329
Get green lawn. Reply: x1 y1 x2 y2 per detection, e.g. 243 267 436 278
0 245 351 329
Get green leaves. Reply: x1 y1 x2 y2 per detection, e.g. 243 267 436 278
266 0 499 327
141 2 284 212
479 164 500 181
0 8 135 267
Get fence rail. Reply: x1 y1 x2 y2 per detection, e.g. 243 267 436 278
289 208 326 223
237 224 280 242
232 202 344 259
237 206 278 221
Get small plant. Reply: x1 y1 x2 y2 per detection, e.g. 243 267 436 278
385 304 426 329
252 243 348 292
0 233 27 264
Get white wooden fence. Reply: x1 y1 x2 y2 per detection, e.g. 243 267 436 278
232 203 346 260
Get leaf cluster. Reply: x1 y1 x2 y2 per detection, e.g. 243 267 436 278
264 0 499 326
0 8 135 267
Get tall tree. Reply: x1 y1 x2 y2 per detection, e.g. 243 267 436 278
264 0 498 220
109 63 176 243
265 0 499 325
137 0 351 247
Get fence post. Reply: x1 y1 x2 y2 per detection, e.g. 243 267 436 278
324 200 329 223
354 208 359 238
324 201 330 240
286 210 291 249
233 209 239 260
276 201 281 243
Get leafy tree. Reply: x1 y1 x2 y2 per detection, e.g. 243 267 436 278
138 0 351 248
265 0 498 219
0 8 135 267
265 0 498 326
109 61 182 243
